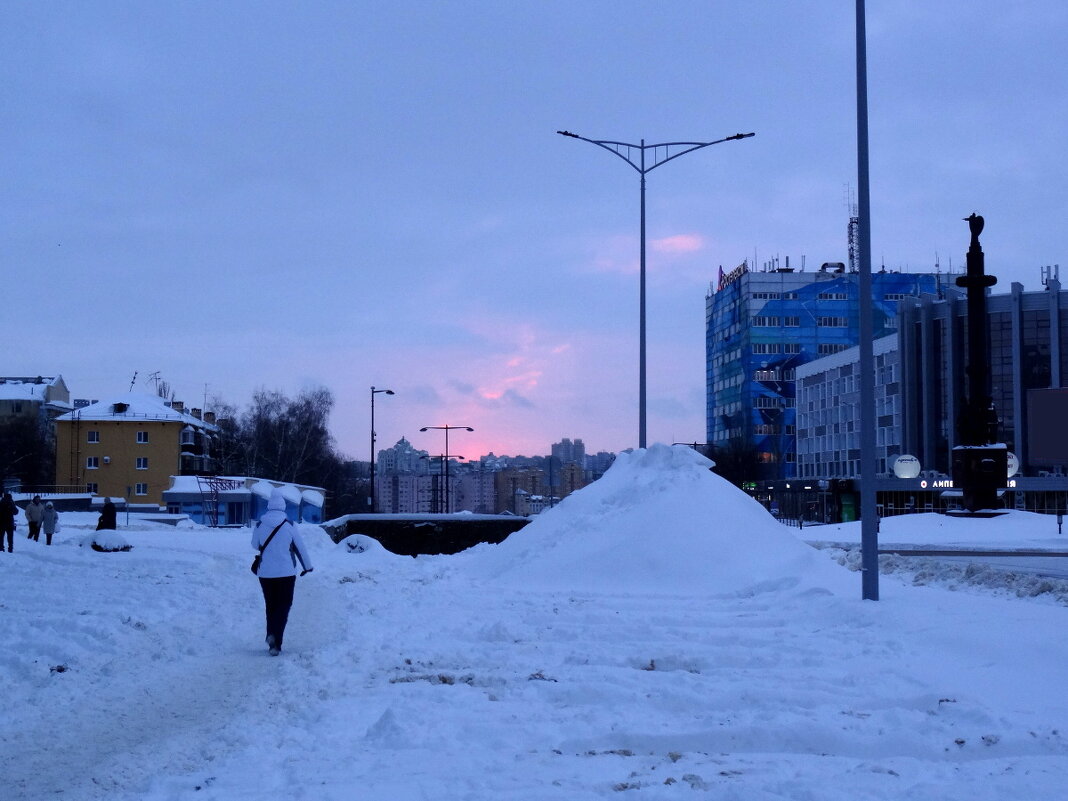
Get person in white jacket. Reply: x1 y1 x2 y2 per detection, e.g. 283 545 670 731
251 488 313 656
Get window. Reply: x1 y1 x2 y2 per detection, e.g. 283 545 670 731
818 343 849 355
752 343 781 354
136 457 149 470
87 431 100 444
136 431 149 444
86 456 99 469
85 482 98 494
784 343 801 354
180 427 195 446
753 316 780 327
818 292 848 300
817 316 848 327
783 316 800 327
752 292 781 300
135 483 148 496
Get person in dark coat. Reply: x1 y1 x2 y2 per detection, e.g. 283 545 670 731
0 492 18 553
96 498 117 531
25 495 44 541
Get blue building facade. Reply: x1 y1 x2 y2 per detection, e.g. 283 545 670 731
706 261 945 479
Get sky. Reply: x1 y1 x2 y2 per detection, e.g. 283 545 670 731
3 1 1066 461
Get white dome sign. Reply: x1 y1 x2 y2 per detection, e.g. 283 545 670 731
892 454 921 479
1006 452 1019 478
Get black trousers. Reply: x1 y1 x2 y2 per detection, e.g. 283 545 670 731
1 524 13 552
259 575 296 649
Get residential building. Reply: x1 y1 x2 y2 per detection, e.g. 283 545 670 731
706 259 946 479
458 468 496 514
54 393 218 505
0 375 71 422
376 436 429 475
551 437 585 467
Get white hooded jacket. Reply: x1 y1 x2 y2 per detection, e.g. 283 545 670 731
251 489 313 579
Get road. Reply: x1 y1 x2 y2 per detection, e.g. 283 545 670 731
878 549 1068 581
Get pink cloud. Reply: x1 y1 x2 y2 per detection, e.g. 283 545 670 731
651 233 705 254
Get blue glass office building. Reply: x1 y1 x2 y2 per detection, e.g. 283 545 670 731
706 261 945 479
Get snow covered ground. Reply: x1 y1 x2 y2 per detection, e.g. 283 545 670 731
3 445 1067 800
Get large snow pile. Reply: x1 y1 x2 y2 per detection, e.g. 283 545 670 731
465 443 851 596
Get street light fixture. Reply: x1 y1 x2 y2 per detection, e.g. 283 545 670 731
419 425 474 514
557 129 754 449
370 386 394 513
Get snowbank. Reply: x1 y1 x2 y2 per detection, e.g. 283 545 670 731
464 444 852 596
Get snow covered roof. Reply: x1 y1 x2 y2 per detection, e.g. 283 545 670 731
164 475 325 504
0 375 68 405
56 392 218 429
301 489 324 508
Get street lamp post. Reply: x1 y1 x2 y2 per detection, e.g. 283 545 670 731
855 0 879 600
421 454 465 513
370 386 394 513
419 425 474 514
557 129 754 449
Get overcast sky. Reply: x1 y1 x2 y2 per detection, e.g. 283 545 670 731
3 1 1065 460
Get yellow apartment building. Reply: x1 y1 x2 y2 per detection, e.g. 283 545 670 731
54 393 218 506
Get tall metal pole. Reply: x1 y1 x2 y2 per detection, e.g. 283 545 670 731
420 425 473 515
370 386 394 513
639 143 647 448
557 129 754 450
444 426 450 514
856 0 879 600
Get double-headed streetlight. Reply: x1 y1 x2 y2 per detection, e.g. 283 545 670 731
421 454 465 513
369 386 394 513
557 129 754 449
419 425 473 514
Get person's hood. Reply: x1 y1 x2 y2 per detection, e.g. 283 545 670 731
45 502 54 508
267 489 287 512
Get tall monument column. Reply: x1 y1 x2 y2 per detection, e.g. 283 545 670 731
950 213 1008 514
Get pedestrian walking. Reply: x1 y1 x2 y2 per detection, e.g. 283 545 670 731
25 495 44 541
250 488 313 656
41 501 59 546
0 492 18 553
96 497 117 530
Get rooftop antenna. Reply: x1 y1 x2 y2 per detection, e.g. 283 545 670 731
147 371 161 394
129 371 138 392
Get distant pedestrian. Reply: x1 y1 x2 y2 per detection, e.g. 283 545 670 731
41 501 59 546
25 495 44 541
0 492 17 553
96 497 117 531
251 488 313 656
